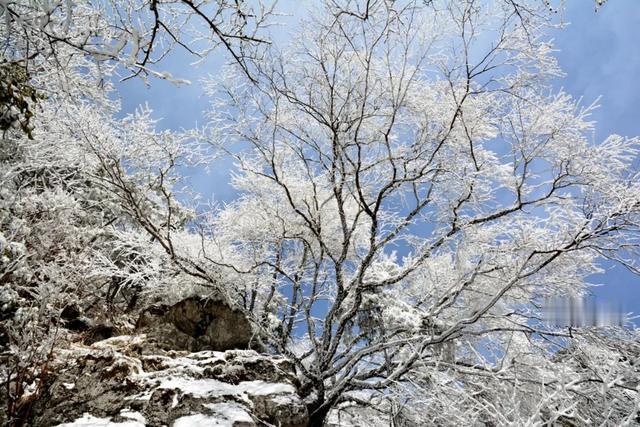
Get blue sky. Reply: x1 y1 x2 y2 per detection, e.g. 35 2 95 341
114 1 640 324
550 1 640 324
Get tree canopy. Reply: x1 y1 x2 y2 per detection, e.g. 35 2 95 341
1 1 638 426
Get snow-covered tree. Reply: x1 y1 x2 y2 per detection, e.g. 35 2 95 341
199 0 640 424
1 0 638 426
0 20 209 422
0 0 276 84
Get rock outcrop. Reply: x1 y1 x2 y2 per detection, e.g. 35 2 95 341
6 297 308 427
136 296 257 352
31 334 308 427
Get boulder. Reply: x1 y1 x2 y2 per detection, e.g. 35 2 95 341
136 296 256 352
30 334 308 427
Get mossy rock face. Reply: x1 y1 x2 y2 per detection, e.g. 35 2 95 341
136 296 255 352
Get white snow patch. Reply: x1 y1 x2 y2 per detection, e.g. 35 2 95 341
151 353 226 375
152 376 295 399
171 392 179 408
268 393 298 405
62 383 75 390
156 377 240 398
120 409 145 424
55 413 144 427
205 402 254 424
238 380 296 396
172 414 229 427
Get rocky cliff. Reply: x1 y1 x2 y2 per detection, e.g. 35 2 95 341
3 297 309 427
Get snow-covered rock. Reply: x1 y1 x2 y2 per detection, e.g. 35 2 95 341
29 334 308 427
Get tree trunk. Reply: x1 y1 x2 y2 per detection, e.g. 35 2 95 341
303 386 331 427
308 402 331 427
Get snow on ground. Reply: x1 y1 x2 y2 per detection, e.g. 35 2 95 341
172 414 230 427
120 410 146 424
148 375 296 399
155 377 240 398
56 413 145 427
205 402 254 423
172 403 255 427
237 380 296 396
